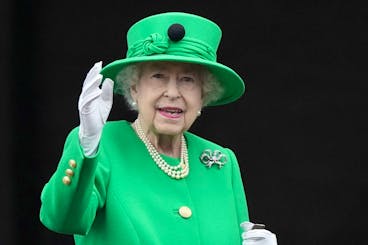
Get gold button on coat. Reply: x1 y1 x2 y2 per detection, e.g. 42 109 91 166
62 176 71 185
178 206 192 218
65 168 74 177
69 159 77 168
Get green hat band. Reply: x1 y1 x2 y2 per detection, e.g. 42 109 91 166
127 33 217 61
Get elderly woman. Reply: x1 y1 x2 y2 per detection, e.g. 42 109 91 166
39 12 277 245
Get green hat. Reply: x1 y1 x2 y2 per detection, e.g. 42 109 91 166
100 12 245 106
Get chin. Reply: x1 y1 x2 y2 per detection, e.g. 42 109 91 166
155 123 185 136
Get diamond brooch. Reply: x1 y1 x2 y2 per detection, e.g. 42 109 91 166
200 149 227 168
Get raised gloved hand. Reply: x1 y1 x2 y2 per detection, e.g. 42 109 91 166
78 61 114 156
240 221 278 245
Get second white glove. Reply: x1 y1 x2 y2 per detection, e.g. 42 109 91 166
78 61 114 156
241 221 278 245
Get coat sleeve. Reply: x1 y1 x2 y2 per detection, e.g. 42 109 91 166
227 148 249 226
39 127 110 235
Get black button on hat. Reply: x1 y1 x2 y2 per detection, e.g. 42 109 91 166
168 23 185 41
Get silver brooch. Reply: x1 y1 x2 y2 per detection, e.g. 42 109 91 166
200 149 228 168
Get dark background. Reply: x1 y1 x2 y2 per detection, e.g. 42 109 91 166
1 0 367 244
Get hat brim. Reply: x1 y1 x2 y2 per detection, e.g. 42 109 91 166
100 55 245 106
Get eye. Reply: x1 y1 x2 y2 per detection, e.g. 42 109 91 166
152 73 166 79
178 75 200 90
180 76 195 83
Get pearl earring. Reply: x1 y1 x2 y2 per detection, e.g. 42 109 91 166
197 110 202 117
131 101 137 107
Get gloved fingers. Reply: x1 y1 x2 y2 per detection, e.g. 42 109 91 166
100 78 114 103
242 229 276 240
98 78 114 122
79 62 103 99
78 69 103 113
84 61 102 84
240 221 255 232
80 72 103 98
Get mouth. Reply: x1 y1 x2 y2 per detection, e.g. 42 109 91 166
157 106 184 119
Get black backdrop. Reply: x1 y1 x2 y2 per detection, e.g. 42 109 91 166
1 0 367 244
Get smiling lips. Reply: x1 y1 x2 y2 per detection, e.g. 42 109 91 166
158 107 183 119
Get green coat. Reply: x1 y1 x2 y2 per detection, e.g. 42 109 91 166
40 120 249 244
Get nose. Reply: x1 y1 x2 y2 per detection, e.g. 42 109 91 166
163 78 181 99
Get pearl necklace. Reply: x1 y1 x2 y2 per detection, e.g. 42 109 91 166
133 119 189 179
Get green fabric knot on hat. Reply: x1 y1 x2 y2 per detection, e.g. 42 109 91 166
128 33 169 57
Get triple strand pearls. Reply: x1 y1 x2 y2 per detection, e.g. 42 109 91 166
133 119 189 179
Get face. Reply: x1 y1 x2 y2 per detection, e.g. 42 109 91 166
130 61 204 137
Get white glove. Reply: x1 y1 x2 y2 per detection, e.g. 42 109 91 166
78 61 114 156
241 221 278 245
